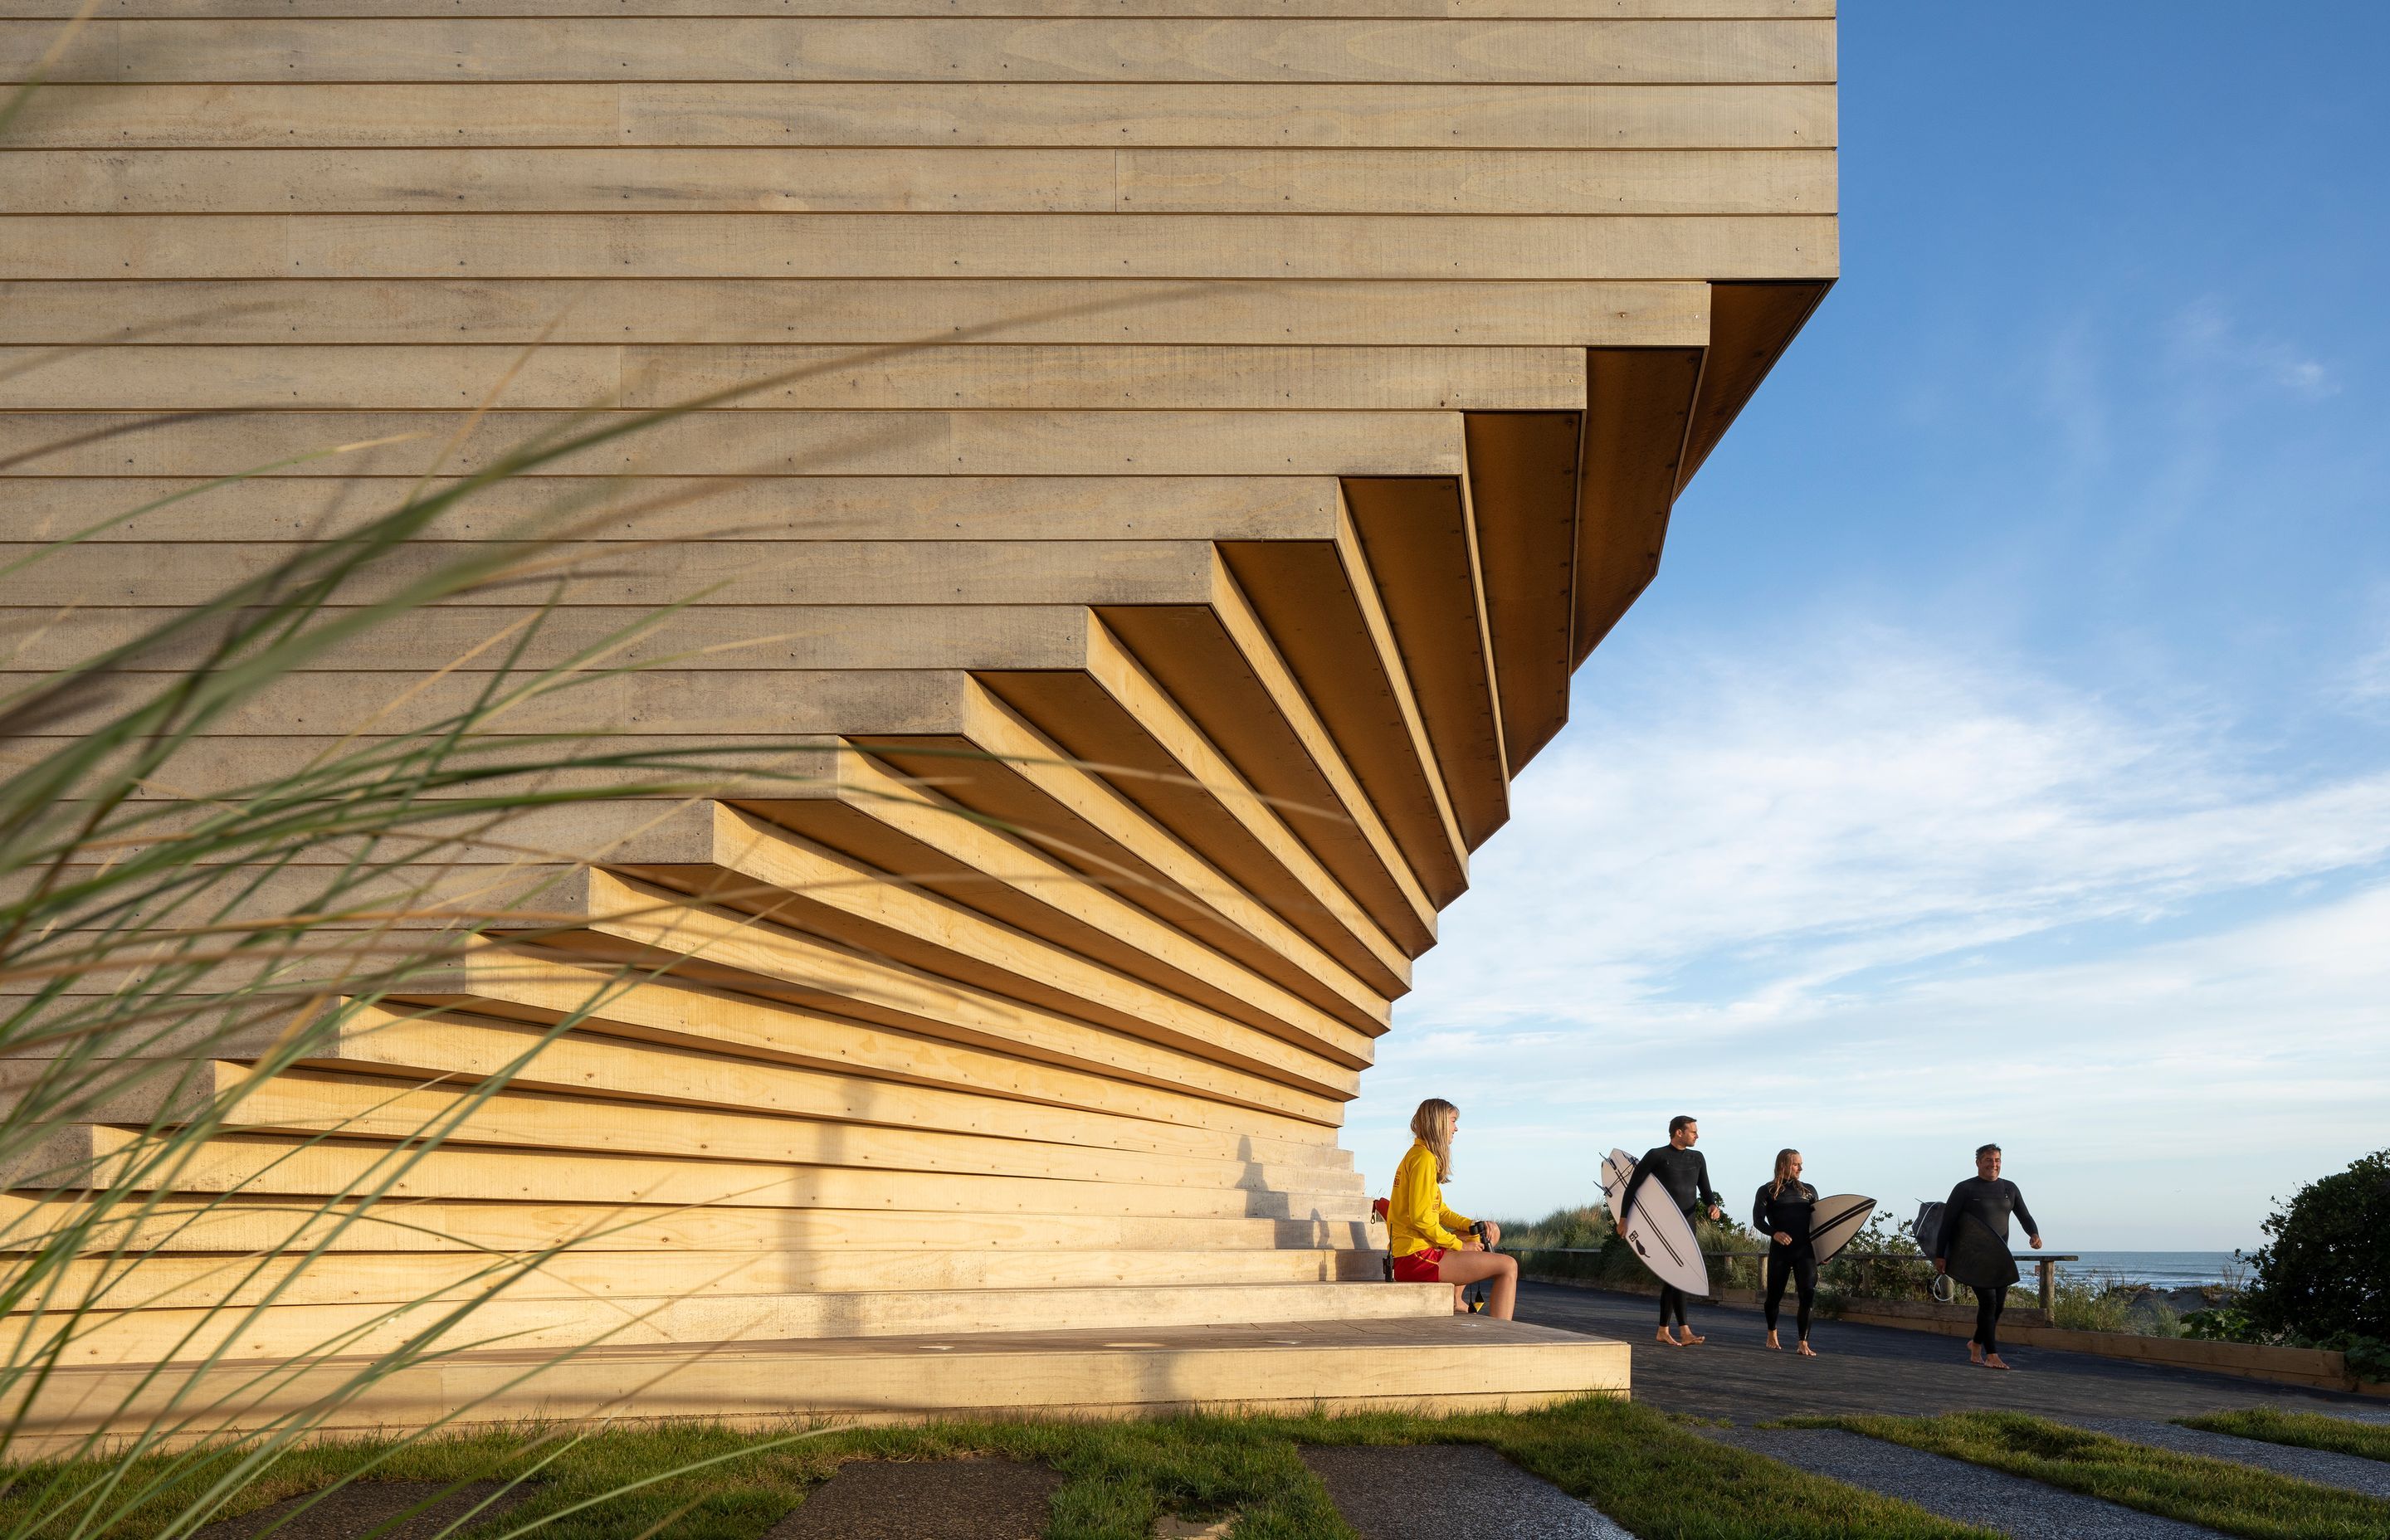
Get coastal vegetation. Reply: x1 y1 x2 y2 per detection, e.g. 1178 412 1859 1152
2181 1150 2390 1382
1807 1411 2390 1540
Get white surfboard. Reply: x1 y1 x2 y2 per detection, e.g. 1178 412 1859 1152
1601 1147 1710 1297
1807 1192 1876 1265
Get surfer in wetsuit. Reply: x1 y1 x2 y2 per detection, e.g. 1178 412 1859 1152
1625 1115 1722 1347
1753 1148 1821 1357
1931 1143 2042 1371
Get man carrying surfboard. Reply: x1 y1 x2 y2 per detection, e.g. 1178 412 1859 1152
1625 1116 1723 1347
1931 1143 2042 1370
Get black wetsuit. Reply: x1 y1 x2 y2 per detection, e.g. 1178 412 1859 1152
1932 1176 2038 1354
1626 1144 1719 1328
1753 1179 1820 1342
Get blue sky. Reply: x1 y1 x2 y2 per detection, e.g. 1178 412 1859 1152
1348 4 2390 1251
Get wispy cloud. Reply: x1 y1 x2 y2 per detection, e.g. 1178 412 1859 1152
1354 622 2390 1244
1407 623 2390 1036
2168 296 2339 401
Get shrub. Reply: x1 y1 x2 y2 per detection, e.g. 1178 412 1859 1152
2241 1148 2390 1342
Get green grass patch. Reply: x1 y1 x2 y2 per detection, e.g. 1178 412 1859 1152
1802 1411 2390 1540
2180 1407 2390 1464
0 1399 1998 1540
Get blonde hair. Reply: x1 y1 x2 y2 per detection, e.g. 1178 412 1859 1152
1771 1148 1802 1198
1410 1099 1458 1183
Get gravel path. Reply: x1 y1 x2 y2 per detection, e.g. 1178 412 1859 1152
2061 1418 2390 1499
1707 1427 2224 1539
1300 1445 1634 1540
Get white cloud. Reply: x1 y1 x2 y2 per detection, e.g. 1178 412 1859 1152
1351 622 2390 1248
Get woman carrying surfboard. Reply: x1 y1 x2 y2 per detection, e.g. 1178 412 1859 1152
1931 1143 2042 1370
1386 1099 1519 1319
1753 1149 1823 1356
1624 1116 1722 1346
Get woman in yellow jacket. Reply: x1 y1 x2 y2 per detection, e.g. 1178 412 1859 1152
1388 1098 1519 1318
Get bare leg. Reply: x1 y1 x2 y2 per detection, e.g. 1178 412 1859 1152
1435 1250 1519 1320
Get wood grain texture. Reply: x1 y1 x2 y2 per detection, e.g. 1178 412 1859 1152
7 19 1835 85
9 146 1831 215
0 344 1589 411
0 213 1839 280
5 81 1836 149
0 2 1832 18
0 278 1714 347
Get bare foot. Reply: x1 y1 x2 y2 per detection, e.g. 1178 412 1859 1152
1983 1353 2014 1371
1765 1330 1782 1351
1680 1330 1706 1345
1656 1329 1681 1347
1968 1343 1984 1366
1797 1342 1817 1357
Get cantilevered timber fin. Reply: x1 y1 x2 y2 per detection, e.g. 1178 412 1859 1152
1573 347 1705 669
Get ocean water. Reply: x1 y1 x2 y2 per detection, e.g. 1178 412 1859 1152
2056 1251 2248 1290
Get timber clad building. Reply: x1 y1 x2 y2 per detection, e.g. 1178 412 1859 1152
0 0 1834 1432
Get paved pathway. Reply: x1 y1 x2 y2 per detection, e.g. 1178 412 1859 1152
761 1460 1058 1539
1301 1445 1633 1540
2058 1417 2390 1499
1515 1283 2374 1425
1708 1428 2223 1539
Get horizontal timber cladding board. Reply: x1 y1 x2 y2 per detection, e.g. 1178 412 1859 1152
0 2 1839 18
373 967 1344 1142
3 541 1234 608
0 604 1109 674
144 1065 1367 1193
738 746 1389 1033
0 279 1712 348
432 938 1357 1122
0 1196 1370 1255
10 148 1832 216
0 344 1590 412
14 1281 1445 1367
4 215 1838 282
3 81 1836 149
7 1321 1628 1447
0 412 1471 477
8 475 1351 542
648 800 1378 1060
22 1248 1379 1315
5 668 992 738
548 863 1373 1089
8 20 1834 85
67 1129 1373 1219
289 1001 1353 1165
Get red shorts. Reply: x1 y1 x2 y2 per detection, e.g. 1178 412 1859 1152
1391 1247 1446 1284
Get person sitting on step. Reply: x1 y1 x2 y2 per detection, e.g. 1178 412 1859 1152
1387 1098 1518 1320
